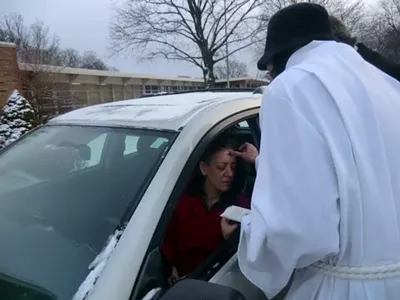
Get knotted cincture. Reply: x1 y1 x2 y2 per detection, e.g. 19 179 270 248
309 261 400 280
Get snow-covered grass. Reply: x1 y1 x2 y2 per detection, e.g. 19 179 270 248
0 90 35 150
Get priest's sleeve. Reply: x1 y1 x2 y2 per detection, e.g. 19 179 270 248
238 89 340 299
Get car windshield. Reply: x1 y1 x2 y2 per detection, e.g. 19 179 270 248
0 125 175 300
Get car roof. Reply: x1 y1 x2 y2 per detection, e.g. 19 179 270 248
49 91 262 131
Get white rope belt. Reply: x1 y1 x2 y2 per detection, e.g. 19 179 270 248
309 260 400 280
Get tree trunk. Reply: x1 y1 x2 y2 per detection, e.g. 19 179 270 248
207 66 216 88
199 42 216 88
202 69 208 88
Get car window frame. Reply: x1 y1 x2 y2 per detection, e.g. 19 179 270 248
130 107 260 299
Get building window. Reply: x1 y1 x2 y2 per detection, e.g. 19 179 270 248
172 86 178 92
145 85 160 94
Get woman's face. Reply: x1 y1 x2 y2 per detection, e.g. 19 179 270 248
200 148 236 192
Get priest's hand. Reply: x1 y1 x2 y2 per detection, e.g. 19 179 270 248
230 142 259 164
221 218 238 240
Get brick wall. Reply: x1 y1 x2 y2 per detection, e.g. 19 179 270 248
0 42 22 108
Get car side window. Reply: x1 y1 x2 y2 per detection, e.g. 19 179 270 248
151 138 169 149
124 135 139 155
159 118 258 275
236 120 249 128
85 133 108 167
131 114 260 300
123 136 168 156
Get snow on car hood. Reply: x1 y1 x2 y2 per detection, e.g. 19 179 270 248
73 229 123 300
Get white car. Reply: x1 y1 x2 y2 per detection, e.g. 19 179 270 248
0 90 289 300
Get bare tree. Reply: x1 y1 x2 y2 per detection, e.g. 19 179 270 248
215 58 248 79
0 14 114 119
381 0 400 30
110 0 264 87
0 14 62 65
350 0 400 64
80 50 110 70
0 13 30 59
260 0 365 27
0 14 63 122
59 48 81 68
376 0 400 63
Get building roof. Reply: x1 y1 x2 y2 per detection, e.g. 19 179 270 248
50 91 261 131
19 63 203 83
19 63 270 84
0 42 17 48
215 77 270 83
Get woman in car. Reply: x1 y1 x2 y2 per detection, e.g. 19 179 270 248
160 134 250 284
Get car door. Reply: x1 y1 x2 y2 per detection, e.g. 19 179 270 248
209 117 290 300
129 110 261 300
206 118 267 300
209 254 267 300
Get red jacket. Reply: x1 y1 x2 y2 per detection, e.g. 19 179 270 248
160 191 249 276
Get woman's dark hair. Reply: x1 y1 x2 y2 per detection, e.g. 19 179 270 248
200 134 237 164
186 134 245 198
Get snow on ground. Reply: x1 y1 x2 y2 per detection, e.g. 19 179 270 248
72 229 123 300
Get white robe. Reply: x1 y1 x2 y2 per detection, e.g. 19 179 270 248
238 40 400 300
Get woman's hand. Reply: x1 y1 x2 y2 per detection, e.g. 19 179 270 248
221 217 238 240
230 142 259 164
168 266 180 286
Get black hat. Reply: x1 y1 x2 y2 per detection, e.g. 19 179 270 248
257 3 335 71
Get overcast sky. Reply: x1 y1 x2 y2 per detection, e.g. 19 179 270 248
0 0 376 78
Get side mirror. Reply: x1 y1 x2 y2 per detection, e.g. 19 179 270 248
158 279 247 300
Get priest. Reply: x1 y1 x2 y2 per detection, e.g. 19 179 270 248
233 3 400 300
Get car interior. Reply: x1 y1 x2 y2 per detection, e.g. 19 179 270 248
183 120 259 280
132 117 273 300
228 120 258 197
